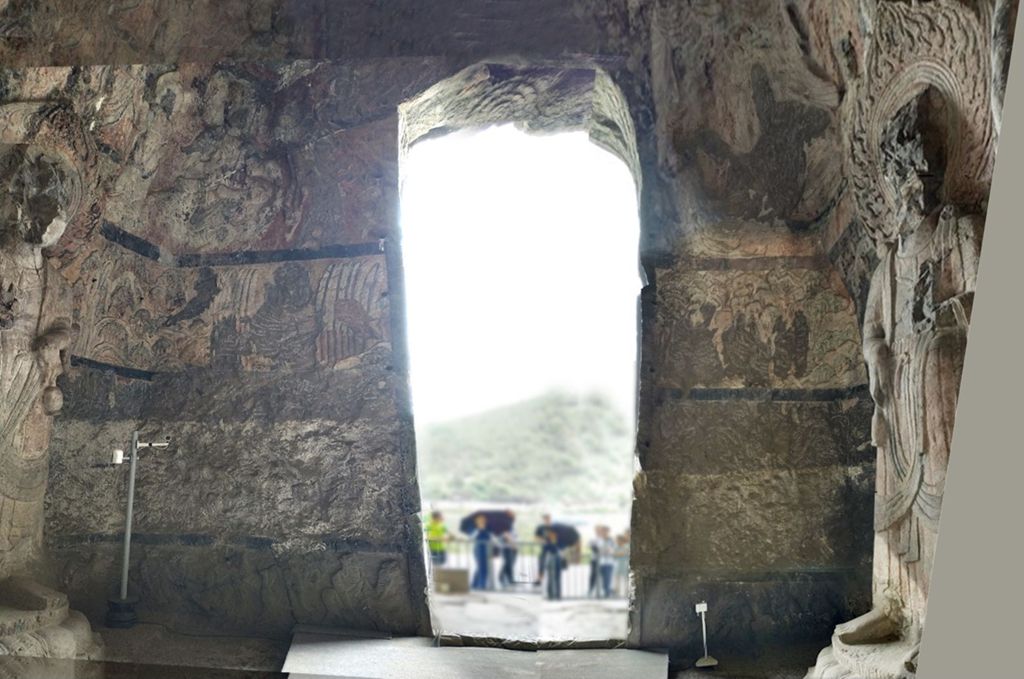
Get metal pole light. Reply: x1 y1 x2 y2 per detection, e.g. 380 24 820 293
105 431 170 629
119 430 138 602
694 600 718 669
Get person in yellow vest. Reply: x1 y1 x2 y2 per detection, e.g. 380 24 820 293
426 510 450 566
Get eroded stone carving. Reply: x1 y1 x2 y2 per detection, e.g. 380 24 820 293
808 2 1000 675
811 206 980 678
811 157 982 679
0 108 78 576
0 102 100 663
314 258 388 367
846 1 997 238
992 0 1019 133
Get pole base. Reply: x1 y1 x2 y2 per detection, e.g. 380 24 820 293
105 595 139 629
695 655 718 668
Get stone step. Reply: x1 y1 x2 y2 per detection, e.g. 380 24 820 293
283 633 668 678
0 655 284 679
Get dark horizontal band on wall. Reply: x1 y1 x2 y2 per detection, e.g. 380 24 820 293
657 384 870 402
675 254 831 271
47 532 406 555
100 221 163 261
70 355 158 382
176 242 385 267
99 220 384 267
636 565 866 583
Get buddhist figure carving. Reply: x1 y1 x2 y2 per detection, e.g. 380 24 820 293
864 198 980 622
0 103 101 665
848 194 980 672
0 143 74 577
810 85 984 679
807 1 1003 675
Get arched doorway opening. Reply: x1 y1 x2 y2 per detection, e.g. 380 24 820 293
396 63 643 643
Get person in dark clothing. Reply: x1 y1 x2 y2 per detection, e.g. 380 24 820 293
541 529 563 600
533 513 553 586
469 514 497 590
499 529 518 589
587 528 601 598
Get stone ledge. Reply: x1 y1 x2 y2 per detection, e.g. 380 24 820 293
0 578 69 638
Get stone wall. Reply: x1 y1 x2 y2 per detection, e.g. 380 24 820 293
0 0 1008 667
19 55 638 638
626 1 877 662
631 252 875 658
13 59 456 637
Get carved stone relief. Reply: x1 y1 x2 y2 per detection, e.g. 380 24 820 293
655 267 864 391
0 103 82 576
808 2 1003 677
846 1 998 244
0 102 101 662
314 258 388 368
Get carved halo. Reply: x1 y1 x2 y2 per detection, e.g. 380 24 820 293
0 102 88 246
848 1 996 244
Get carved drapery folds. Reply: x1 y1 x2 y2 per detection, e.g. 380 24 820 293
0 101 103 664
808 2 1006 678
0 101 84 578
864 201 980 600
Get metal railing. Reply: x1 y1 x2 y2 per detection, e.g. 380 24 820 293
425 537 629 599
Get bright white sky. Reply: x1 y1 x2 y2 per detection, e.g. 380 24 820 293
399 124 642 426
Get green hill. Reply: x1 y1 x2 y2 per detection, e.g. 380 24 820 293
415 390 635 510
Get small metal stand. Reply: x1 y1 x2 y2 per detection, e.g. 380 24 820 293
104 431 170 629
695 600 718 669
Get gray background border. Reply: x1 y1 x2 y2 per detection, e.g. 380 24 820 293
917 5 1024 676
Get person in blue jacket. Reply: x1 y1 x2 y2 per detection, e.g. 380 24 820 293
469 514 499 590
540 528 563 600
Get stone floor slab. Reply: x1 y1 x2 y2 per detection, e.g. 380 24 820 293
283 634 667 679
430 591 629 642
